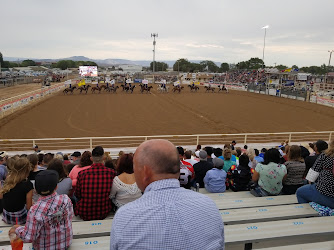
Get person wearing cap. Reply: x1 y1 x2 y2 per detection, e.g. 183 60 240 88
33 145 41 153
9 170 74 249
110 139 224 249
70 151 81 165
75 146 115 220
231 140 237 150
193 150 213 188
203 158 227 193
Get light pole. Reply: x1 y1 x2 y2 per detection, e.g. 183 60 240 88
261 25 269 69
151 33 158 73
326 50 334 83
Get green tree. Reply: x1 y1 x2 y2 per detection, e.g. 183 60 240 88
0 52 3 66
21 59 36 67
150 61 168 71
291 65 299 70
173 58 191 72
200 60 220 72
236 57 264 70
220 62 229 72
276 64 288 71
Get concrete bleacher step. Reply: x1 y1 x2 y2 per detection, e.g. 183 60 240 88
224 216 334 248
214 195 298 210
222 203 318 225
0 219 113 246
203 190 253 199
256 240 334 250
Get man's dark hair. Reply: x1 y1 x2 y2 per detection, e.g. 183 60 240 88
315 140 328 153
239 154 250 167
176 146 184 156
38 153 44 165
184 150 192 159
204 146 213 156
213 148 223 157
244 145 248 150
92 146 104 157
196 144 201 150
261 148 267 153
263 148 281 165
254 149 259 156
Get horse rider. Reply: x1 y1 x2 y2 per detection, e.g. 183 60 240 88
174 80 181 90
161 79 167 90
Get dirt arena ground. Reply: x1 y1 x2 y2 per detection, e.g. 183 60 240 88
0 85 334 139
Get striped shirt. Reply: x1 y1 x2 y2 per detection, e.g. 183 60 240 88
110 179 225 249
16 192 73 250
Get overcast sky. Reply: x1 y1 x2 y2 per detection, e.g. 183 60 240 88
1 0 333 67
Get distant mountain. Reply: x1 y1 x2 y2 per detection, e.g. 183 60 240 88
3 56 220 67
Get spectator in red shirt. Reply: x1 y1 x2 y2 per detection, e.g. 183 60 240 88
75 146 115 220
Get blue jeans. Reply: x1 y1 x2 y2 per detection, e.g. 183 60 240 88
296 184 334 208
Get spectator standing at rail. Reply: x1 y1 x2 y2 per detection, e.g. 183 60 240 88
75 146 115 220
282 145 306 195
231 140 237 150
297 139 334 208
110 139 225 249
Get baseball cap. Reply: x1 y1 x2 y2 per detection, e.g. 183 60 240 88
199 150 207 161
33 145 38 149
213 158 224 168
71 151 81 157
0 151 8 160
35 170 59 196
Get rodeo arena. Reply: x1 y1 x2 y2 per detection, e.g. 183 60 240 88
1 63 334 250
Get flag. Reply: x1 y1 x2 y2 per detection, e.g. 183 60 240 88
78 79 86 87
284 68 292 72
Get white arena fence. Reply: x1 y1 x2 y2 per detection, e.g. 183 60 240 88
0 131 332 156
0 82 65 119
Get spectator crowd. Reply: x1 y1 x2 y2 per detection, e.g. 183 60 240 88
0 137 333 249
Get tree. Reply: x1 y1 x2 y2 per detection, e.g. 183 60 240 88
236 57 264 70
276 64 288 71
220 62 229 72
291 65 299 70
200 60 220 72
0 52 3 66
150 61 168 71
21 59 36 67
173 58 191 72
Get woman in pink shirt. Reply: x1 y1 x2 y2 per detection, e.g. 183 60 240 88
69 151 92 188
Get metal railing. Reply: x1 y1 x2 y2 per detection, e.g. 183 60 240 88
0 131 332 154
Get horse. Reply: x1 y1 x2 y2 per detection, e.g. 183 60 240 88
188 85 199 92
63 86 76 95
172 86 184 93
121 84 130 92
139 84 149 93
77 85 90 94
218 85 228 93
109 86 119 93
91 86 102 94
204 86 215 93
128 85 136 93
100 85 108 91
157 85 169 93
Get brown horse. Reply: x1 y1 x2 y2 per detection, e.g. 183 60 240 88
91 86 102 94
108 86 119 93
204 86 215 93
188 85 199 92
172 86 184 93
63 86 76 95
218 85 228 93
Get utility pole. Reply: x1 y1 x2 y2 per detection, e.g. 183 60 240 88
151 33 158 73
